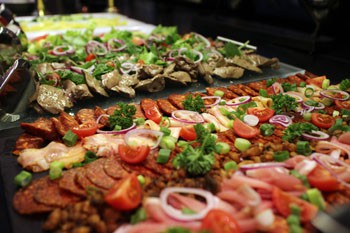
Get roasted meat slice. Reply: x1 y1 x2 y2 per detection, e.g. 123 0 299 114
76 108 95 124
20 117 59 140
157 99 178 116
237 84 259 97
228 84 248 96
168 94 186 110
12 133 45 155
206 87 239 99
51 111 79 136
213 66 244 79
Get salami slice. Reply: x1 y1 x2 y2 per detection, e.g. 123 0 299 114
75 167 97 191
157 99 178 116
13 177 54 215
34 177 81 208
103 157 129 179
168 94 186 109
119 160 158 178
143 150 172 176
85 158 117 189
58 169 86 197
12 133 45 155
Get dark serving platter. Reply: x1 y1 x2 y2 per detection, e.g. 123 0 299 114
0 60 307 233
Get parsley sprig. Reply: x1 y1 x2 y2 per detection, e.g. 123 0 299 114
271 93 298 114
108 102 136 130
282 122 318 142
182 94 206 113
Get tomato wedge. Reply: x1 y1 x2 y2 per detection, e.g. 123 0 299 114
307 164 340 191
247 107 275 122
272 187 318 223
85 53 96 62
71 121 98 139
180 125 197 141
201 209 241 233
233 118 259 139
118 144 150 164
306 75 326 88
311 113 335 129
335 100 350 110
30 34 48 42
104 173 142 211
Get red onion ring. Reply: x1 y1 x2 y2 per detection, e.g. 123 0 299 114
177 48 203 63
202 96 221 108
311 153 350 188
320 89 349 101
171 110 205 124
302 130 330 141
283 91 303 103
302 101 325 110
226 96 251 106
52 45 75 56
124 129 163 150
71 65 95 74
85 40 108 56
193 32 211 48
272 82 284 94
107 38 127 52
240 162 289 172
269 114 292 127
160 187 215 221
243 114 259 126
120 62 136 74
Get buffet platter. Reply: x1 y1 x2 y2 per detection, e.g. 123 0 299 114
1 10 349 233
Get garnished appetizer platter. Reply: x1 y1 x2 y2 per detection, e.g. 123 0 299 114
1 72 349 233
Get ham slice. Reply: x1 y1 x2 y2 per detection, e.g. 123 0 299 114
82 134 124 157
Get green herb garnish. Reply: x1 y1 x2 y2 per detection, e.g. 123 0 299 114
108 102 136 130
282 122 318 142
271 93 298 114
182 95 205 113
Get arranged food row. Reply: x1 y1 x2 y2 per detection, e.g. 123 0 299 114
23 25 279 114
11 72 350 233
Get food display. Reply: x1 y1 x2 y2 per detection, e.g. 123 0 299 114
22 25 279 114
10 72 350 233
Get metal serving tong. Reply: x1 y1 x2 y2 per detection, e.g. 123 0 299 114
312 204 349 233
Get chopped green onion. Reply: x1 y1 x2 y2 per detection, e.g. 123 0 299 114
62 130 78 147
130 207 147 225
234 138 251 152
306 188 326 210
160 126 171 136
299 82 306 87
114 125 122 131
177 140 189 147
157 148 172 164
320 97 333 107
215 142 231 154
332 110 340 117
137 175 145 185
260 123 275 136
133 118 145 126
318 109 325 114
182 207 196 215
49 161 65 180
160 116 171 127
304 87 314 98
341 109 350 116
290 170 310 188
72 162 83 168
214 90 224 97
219 100 226 105
322 79 330 89
259 89 268 97
303 112 312 121
288 223 303 233
219 107 231 116
204 123 216 132
159 135 177 150
296 141 311 155
14 171 32 187
224 161 238 171
273 150 290 161
85 151 97 164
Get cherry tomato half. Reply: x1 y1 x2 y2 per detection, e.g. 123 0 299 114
71 120 98 139
311 113 335 129
306 75 326 88
85 54 96 62
335 100 350 110
247 107 275 122
104 173 142 211
307 164 340 191
233 118 259 139
180 125 197 141
118 144 150 164
201 209 241 233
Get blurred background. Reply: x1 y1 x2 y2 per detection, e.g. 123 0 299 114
1 0 349 82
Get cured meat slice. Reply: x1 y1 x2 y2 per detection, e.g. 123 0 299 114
157 99 178 116
20 117 59 140
76 108 95 124
58 169 86 197
103 157 129 179
227 84 247 96
85 158 117 189
51 111 79 136
34 177 81 208
119 160 158 178
237 84 259 97
168 94 186 109
13 177 54 215
12 133 45 155
75 167 97 191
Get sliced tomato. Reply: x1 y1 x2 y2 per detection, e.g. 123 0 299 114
141 99 163 124
247 107 275 122
311 113 335 129
272 187 318 223
306 75 326 88
132 36 145 46
201 209 241 233
335 100 350 110
85 53 96 62
307 164 340 191
30 34 48 42
233 118 259 139
118 144 150 164
72 120 98 139
180 125 197 141
104 173 142 211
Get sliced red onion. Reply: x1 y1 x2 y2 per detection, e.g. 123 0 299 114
311 153 350 188
70 66 84 74
120 62 136 74
178 48 203 63
97 123 136 135
171 110 205 124
240 162 289 172
193 32 211 48
85 40 108 56
243 114 259 126
272 82 284 94
160 187 215 221
148 35 166 43
52 45 75 56
124 129 163 150
269 114 292 127
202 96 221 108
169 49 180 59
302 130 330 141
320 89 349 101
107 38 127 52
207 49 223 58
226 96 251 106
302 101 325 110
283 91 303 103
294 159 317 176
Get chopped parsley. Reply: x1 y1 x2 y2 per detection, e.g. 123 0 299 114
271 93 298 114
182 94 206 113
340 78 350 92
108 102 136 130
266 78 277 87
282 122 318 142
282 82 297 92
